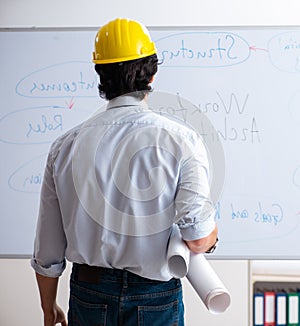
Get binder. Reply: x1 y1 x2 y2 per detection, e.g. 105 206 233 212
254 293 264 326
276 292 287 326
287 292 300 326
264 291 276 326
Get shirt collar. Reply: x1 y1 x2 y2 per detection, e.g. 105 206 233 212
106 95 149 111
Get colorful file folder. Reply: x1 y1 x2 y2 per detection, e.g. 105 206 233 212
276 292 287 326
287 293 299 326
254 293 264 326
264 291 275 326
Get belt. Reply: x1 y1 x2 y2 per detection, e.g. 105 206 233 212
73 263 168 285
75 263 113 284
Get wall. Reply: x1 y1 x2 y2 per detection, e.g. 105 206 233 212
1 1 299 325
1 0 300 28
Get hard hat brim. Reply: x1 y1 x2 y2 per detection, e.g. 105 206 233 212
93 49 157 64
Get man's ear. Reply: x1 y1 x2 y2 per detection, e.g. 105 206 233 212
149 75 155 83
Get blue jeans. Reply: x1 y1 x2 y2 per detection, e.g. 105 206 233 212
68 264 184 326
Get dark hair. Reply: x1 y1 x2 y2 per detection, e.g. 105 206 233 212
95 54 158 100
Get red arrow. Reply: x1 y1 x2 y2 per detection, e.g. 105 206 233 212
249 45 268 52
66 97 75 109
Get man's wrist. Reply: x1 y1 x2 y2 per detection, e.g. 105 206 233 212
205 237 219 253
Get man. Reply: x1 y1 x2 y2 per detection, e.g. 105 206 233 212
31 18 218 326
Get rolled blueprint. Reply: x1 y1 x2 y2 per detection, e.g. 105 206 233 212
186 252 231 314
166 224 190 278
167 225 231 314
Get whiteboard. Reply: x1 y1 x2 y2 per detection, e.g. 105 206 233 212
1 27 300 258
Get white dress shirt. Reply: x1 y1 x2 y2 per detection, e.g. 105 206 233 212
31 95 216 281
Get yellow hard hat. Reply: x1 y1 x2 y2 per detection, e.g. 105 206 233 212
92 18 157 64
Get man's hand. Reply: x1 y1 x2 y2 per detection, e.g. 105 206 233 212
35 273 67 326
43 303 67 326
185 225 218 254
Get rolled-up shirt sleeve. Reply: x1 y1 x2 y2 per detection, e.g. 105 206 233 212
175 135 216 241
31 148 67 278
